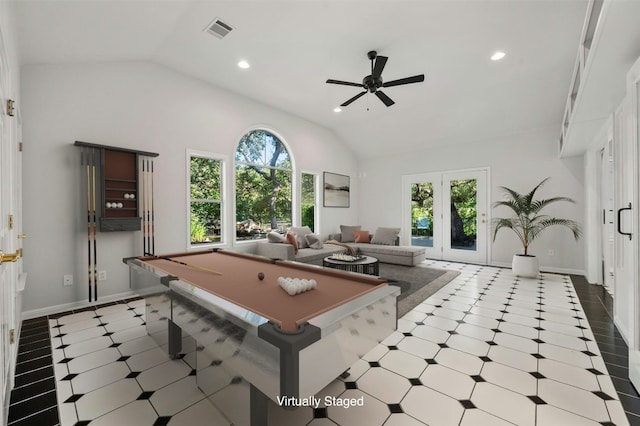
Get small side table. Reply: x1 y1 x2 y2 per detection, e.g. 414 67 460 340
323 255 379 276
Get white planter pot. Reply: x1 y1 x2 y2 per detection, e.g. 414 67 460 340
511 255 539 278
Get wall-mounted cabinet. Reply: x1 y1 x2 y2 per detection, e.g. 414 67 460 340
74 141 159 232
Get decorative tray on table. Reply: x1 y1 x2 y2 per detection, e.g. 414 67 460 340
329 253 365 262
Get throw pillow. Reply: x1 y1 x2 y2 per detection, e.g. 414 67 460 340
290 226 313 249
340 225 361 243
267 231 286 243
371 227 400 245
305 234 324 249
353 230 370 243
285 231 299 254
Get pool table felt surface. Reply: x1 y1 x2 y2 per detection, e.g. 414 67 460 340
138 250 388 332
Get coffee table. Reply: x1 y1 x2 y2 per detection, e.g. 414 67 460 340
323 255 379 276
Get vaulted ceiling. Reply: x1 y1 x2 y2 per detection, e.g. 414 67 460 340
11 0 622 159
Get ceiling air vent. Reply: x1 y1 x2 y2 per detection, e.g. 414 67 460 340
205 18 233 39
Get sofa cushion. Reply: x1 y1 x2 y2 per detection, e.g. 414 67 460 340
340 225 361 243
291 226 313 248
353 230 370 243
371 227 400 245
305 233 324 249
285 231 299 254
267 231 286 243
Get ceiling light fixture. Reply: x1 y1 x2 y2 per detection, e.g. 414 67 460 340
491 51 506 61
237 60 250 69
333 107 342 113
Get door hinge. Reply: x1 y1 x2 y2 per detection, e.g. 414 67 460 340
8 214 14 230
19 142 23 152
9 329 15 344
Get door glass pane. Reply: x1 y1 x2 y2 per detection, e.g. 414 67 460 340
411 182 433 247
450 179 477 250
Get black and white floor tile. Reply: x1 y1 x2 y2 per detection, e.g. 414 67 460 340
9 262 640 425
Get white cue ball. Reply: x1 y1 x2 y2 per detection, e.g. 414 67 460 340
117 202 123 208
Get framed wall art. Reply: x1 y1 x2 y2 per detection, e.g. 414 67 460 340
323 172 350 208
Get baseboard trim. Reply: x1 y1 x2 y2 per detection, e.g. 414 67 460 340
22 290 141 320
489 261 585 276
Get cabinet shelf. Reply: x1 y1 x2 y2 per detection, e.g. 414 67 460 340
105 178 137 183
74 141 158 232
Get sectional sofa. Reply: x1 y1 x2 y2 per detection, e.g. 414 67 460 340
255 225 426 267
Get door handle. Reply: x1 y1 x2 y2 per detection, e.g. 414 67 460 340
617 203 632 240
0 248 22 264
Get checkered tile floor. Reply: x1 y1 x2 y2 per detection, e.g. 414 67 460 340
13 261 635 425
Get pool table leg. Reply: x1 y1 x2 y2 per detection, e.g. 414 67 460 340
168 319 182 359
258 322 321 401
250 384 269 426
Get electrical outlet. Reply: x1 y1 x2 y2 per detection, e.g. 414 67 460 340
547 249 555 256
63 275 73 287
98 270 107 281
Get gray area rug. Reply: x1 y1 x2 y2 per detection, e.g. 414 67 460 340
378 263 461 318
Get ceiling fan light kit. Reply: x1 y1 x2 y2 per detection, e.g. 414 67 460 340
326 50 425 108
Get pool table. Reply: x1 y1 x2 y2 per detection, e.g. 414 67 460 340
125 249 399 426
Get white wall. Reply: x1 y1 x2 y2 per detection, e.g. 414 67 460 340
358 127 585 274
21 61 359 314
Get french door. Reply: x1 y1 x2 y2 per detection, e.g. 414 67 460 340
402 169 488 264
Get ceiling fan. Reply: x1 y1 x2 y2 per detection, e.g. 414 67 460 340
326 50 425 107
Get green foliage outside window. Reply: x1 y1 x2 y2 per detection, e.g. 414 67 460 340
190 156 222 245
411 179 477 238
235 130 292 239
301 173 315 231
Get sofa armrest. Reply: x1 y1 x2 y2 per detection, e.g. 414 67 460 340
256 241 295 260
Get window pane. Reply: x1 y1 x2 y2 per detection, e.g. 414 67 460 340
190 157 221 199
450 178 477 250
190 202 221 245
301 173 315 204
235 130 292 241
236 166 292 240
411 182 434 247
236 130 290 168
301 173 315 231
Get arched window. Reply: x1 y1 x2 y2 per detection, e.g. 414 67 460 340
235 129 292 240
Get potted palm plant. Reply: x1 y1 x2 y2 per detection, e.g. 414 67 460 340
493 177 582 277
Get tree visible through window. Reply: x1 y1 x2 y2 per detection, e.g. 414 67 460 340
235 130 292 240
301 173 316 232
190 155 222 245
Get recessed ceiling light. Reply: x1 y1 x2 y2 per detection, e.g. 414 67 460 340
237 60 250 69
491 51 506 61
333 107 342 113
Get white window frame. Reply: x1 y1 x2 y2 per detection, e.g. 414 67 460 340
186 149 228 249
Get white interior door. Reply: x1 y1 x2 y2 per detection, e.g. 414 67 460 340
600 142 615 294
403 169 489 264
624 57 640 392
0 43 23 423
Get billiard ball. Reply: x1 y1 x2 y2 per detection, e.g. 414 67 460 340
258 272 265 281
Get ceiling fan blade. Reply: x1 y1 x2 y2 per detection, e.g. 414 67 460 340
326 79 364 88
382 74 425 88
375 90 395 107
372 56 388 79
341 91 367 107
